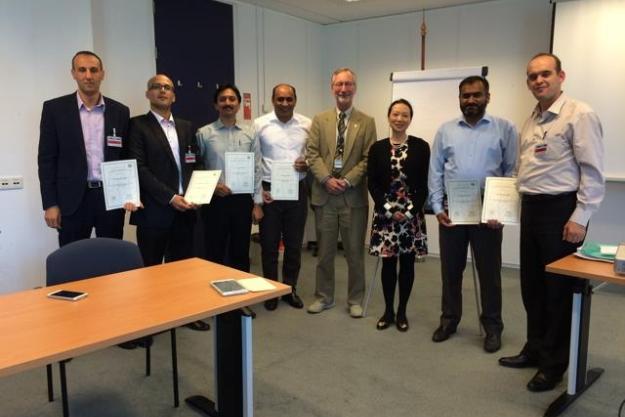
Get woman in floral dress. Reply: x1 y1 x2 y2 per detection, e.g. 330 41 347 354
367 99 430 331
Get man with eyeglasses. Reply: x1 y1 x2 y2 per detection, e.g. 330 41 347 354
254 84 311 311
126 74 209 334
38 50 129 246
499 53 604 392
305 67 377 318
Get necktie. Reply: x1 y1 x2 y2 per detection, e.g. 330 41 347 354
336 111 346 159
333 112 346 177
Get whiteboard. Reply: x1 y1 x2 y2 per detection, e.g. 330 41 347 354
391 66 487 144
553 0 625 181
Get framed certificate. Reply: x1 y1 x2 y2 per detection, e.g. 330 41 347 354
184 170 221 205
270 161 298 201
446 179 482 225
481 177 520 225
225 152 255 194
101 159 140 211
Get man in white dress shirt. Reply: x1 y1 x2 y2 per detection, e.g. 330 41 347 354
254 84 311 310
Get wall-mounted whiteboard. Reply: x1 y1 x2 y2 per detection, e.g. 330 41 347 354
390 66 487 144
553 0 625 181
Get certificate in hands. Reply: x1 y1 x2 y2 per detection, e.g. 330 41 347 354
447 179 482 225
481 177 520 225
270 161 298 201
184 170 221 205
101 159 140 211
225 152 255 194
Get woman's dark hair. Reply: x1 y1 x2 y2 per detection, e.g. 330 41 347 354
387 98 413 119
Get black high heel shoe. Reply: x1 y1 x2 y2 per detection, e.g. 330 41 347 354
396 315 409 332
376 313 395 330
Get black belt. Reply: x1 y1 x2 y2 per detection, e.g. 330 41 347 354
521 191 576 203
87 180 103 189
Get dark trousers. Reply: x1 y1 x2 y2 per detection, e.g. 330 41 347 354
520 192 580 377
201 194 253 272
438 223 503 334
136 212 195 267
58 188 124 247
381 253 415 318
259 180 308 287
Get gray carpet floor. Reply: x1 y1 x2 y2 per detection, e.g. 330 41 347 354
2 246 624 417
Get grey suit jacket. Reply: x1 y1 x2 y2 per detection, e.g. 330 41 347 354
306 107 377 207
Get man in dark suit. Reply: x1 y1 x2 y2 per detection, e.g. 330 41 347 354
305 67 377 318
38 51 130 247
38 51 137 350
127 74 209 332
127 74 200 265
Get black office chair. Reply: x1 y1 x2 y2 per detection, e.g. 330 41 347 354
45 238 179 417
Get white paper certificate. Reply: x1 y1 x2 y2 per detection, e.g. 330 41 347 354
184 170 221 205
225 152 255 194
270 161 299 201
481 177 520 225
101 159 140 211
447 179 482 225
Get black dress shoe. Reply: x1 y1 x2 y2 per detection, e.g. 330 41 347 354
376 313 394 330
498 352 538 368
118 341 138 350
136 336 154 349
281 291 304 309
264 298 278 311
396 315 409 332
527 371 562 392
484 333 501 353
185 320 211 331
432 325 456 342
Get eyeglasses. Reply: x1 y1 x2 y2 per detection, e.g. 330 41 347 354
149 83 174 92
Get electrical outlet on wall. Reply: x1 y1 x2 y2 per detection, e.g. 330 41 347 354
0 176 24 190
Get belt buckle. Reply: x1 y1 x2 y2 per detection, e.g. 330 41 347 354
87 180 102 189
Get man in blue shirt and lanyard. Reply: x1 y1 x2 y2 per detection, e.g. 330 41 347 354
428 76 518 353
196 84 263 273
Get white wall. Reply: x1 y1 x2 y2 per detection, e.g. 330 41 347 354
323 0 552 266
0 0 94 293
231 2 325 120
0 0 154 293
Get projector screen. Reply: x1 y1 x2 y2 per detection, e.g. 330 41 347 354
553 0 625 180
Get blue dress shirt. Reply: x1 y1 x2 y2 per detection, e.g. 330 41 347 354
428 114 518 215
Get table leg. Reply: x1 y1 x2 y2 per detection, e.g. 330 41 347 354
544 282 604 417
186 309 254 417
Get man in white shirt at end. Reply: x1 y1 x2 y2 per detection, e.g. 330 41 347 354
499 52 604 393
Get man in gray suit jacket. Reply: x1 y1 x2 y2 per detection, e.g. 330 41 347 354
306 67 377 318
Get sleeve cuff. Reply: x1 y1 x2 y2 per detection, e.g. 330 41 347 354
569 206 591 227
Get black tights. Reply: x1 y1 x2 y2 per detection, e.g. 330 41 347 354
381 253 415 319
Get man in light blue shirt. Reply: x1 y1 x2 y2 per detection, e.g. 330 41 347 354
196 84 262 272
428 76 517 353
